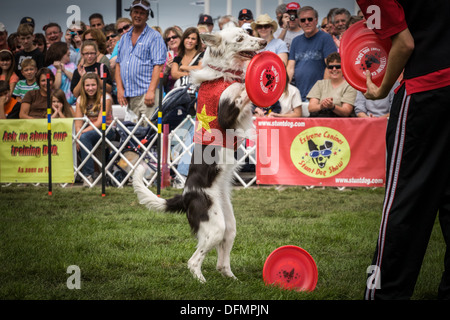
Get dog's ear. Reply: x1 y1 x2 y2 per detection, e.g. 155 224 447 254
200 33 222 47
308 139 318 151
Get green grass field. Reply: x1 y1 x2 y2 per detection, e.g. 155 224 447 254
0 184 445 301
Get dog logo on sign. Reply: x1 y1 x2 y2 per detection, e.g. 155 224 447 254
290 127 351 178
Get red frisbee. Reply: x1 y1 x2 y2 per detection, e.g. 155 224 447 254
340 20 373 56
340 20 392 92
245 51 286 108
263 245 318 292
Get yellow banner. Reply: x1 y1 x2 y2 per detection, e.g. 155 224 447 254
0 119 74 183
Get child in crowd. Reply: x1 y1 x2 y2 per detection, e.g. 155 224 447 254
33 33 47 56
267 74 303 118
51 88 74 118
46 41 76 105
71 40 112 98
0 49 19 95
14 23 44 80
12 58 39 102
0 80 21 119
74 72 114 186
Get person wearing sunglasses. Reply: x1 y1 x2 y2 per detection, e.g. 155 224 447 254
251 14 288 66
162 26 182 93
103 24 119 58
273 2 303 51
66 22 87 66
116 0 166 120
238 9 254 27
287 6 337 103
107 18 132 86
307 52 356 117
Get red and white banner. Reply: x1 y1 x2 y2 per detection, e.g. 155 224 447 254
255 117 387 187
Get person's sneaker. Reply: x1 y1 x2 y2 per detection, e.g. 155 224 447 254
83 175 93 187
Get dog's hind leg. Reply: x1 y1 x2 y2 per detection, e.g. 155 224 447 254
216 194 237 280
188 206 226 283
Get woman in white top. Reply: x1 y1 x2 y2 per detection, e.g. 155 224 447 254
251 14 289 65
267 71 303 118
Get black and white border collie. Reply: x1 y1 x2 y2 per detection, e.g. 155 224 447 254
132 25 266 282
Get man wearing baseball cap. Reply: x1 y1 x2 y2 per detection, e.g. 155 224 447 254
20 17 35 29
273 2 303 50
238 9 254 27
116 0 166 120
198 14 214 33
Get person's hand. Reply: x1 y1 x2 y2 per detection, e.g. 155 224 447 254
320 97 334 110
332 35 340 48
77 64 86 78
144 90 155 107
364 71 383 100
54 61 62 70
281 13 290 29
254 107 266 117
166 57 173 69
117 87 127 107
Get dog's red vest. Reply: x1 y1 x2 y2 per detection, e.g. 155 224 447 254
194 78 240 149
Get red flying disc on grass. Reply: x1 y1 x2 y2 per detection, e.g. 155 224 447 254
263 245 318 292
245 51 286 108
340 20 392 92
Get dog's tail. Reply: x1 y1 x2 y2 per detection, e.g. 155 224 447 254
132 165 186 213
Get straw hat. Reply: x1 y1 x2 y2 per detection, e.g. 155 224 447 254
251 14 278 32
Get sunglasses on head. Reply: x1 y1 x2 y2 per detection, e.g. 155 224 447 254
132 0 150 5
165 35 179 42
117 24 131 34
300 17 314 23
327 64 341 70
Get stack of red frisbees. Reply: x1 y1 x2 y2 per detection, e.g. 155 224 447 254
340 20 392 92
263 245 318 292
245 51 286 108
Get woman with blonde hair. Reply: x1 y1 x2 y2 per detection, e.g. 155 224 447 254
74 72 114 185
251 14 289 65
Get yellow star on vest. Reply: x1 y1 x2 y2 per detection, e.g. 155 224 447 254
196 104 216 133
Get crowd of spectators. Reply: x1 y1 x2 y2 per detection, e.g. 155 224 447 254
0 1 394 184
0 1 395 122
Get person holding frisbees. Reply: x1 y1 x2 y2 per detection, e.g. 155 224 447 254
357 0 450 300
